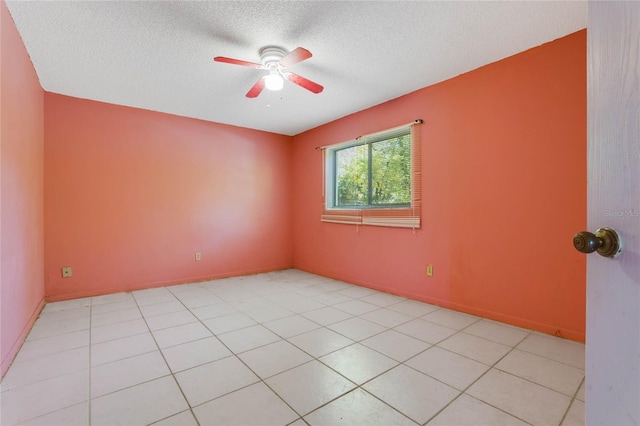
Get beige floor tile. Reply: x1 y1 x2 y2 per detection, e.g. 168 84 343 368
91 307 142 328
11 330 89 362
406 346 489 390
152 322 212 349
288 328 354 357
264 315 321 338
190 302 238 320
193 382 298 425
40 298 91 313
217 324 281 353
562 399 585 426
161 337 231 373
0 370 88 425
422 309 480 330
387 300 439 317
139 300 188 318
319 343 398 384
174 356 259 406
231 297 272 312
467 369 571 425
181 294 225 309
395 318 457 344
361 308 413 328
333 299 379 316
27 316 90 341
132 288 177 307
361 330 430 362
151 410 199 425
91 332 157 366
327 317 386 341
238 340 313 379
91 292 134 306
360 292 406 307
517 333 585 369
363 365 459 424
2 347 89 391
145 310 198 331
463 319 530 346
202 312 257 334
496 349 584 396
302 306 353 326
19 402 89 426
428 394 528 426
438 332 511 365
305 388 417 425
245 304 294 323
37 306 90 323
337 286 377 299
575 379 585 401
90 299 137 315
313 292 353 305
265 361 356 416
275 297 326 314
91 376 187 426
91 351 170 397
91 318 148 344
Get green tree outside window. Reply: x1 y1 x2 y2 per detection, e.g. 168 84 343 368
335 133 411 208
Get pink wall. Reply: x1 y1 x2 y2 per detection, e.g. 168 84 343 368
44 94 293 300
292 31 587 341
1 1 46 377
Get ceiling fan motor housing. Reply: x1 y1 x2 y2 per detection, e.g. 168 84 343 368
260 46 288 69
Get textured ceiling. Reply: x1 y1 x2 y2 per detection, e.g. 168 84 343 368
6 1 586 136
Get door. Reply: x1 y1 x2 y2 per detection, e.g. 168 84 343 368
587 2 640 424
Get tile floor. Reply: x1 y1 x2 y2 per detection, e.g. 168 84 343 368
0 269 585 425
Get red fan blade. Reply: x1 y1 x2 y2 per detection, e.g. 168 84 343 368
214 56 263 69
278 47 312 68
246 77 266 98
284 72 324 94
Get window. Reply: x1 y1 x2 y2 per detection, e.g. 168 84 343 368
321 120 422 228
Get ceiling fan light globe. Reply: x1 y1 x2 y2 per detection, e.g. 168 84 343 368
265 73 284 91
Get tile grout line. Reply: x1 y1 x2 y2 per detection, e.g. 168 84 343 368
419 328 536 425
302 306 469 424
0 305 91 425
178 278 403 423
194 288 526 424
168 283 333 424
404 319 491 425
409 317 586 400
8 278 299 423
132 292 203 426
272 305 423 423
514 342 586 370
194 284 333 422
558 375 586 426
168 283 312 425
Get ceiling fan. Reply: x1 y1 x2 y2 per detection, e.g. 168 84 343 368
214 46 324 98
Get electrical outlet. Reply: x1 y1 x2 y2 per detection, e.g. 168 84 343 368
426 264 433 277
61 266 72 278
195 252 201 261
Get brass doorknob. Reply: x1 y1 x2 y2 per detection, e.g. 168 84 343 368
573 227 622 258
